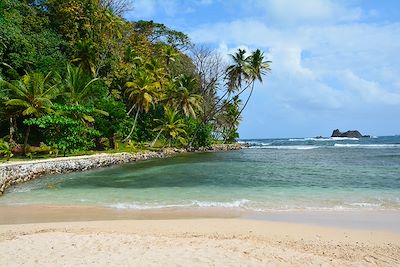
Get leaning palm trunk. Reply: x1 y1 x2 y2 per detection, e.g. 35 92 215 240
189 82 252 148
127 104 136 116
150 130 163 147
123 108 140 142
225 81 255 138
234 80 255 122
206 81 252 123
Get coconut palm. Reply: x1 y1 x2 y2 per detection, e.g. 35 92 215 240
225 48 250 93
204 49 251 122
2 72 60 153
71 40 97 77
63 64 100 105
61 64 108 124
151 107 187 147
234 49 271 121
4 72 59 117
169 74 202 118
123 69 160 142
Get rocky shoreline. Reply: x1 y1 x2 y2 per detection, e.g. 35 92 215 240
0 144 242 196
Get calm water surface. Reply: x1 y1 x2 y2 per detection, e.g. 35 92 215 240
1 136 400 212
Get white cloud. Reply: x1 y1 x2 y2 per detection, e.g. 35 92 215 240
127 0 400 136
216 42 254 64
268 45 314 78
189 18 400 111
340 70 400 105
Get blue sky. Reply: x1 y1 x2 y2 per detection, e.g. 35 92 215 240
126 0 400 138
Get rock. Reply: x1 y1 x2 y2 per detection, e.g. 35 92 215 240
331 129 367 138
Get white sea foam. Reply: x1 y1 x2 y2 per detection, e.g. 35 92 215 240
288 138 329 142
192 199 250 208
348 202 381 208
107 199 251 210
331 137 359 141
107 203 189 210
334 144 400 148
245 142 271 146
288 137 359 142
255 145 319 150
307 138 334 141
9 187 33 193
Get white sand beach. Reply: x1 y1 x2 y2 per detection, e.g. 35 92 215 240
1 217 399 266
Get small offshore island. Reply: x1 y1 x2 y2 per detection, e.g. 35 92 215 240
1 1 399 267
331 129 370 138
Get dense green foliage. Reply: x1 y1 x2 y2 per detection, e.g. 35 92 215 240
0 0 270 158
24 105 101 156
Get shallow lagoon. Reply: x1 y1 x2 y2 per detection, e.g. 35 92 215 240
2 136 399 213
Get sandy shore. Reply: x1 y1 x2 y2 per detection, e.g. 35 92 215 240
1 218 399 266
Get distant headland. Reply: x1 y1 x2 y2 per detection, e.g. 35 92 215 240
331 129 370 138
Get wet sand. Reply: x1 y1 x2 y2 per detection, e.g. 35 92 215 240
1 204 400 232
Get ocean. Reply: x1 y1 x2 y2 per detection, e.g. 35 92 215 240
1 136 400 213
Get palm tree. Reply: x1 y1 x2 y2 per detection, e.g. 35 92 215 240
71 40 97 77
4 72 59 117
2 72 60 153
61 64 109 124
234 49 271 121
123 69 160 142
225 48 250 93
203 48 251 123
151 107 187 147
169 74 202 118
63 64 100 105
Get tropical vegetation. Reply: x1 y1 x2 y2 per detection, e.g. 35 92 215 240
0 0 270 159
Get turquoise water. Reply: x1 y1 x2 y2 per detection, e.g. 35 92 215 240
1 136 400 212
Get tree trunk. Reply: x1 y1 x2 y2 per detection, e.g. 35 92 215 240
127 104 136 116
235 81 255 122
225 82 255 139
123 108 140 142
150 130 163 147
109 133 117 149
23 125 31 155
9 116 16 144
